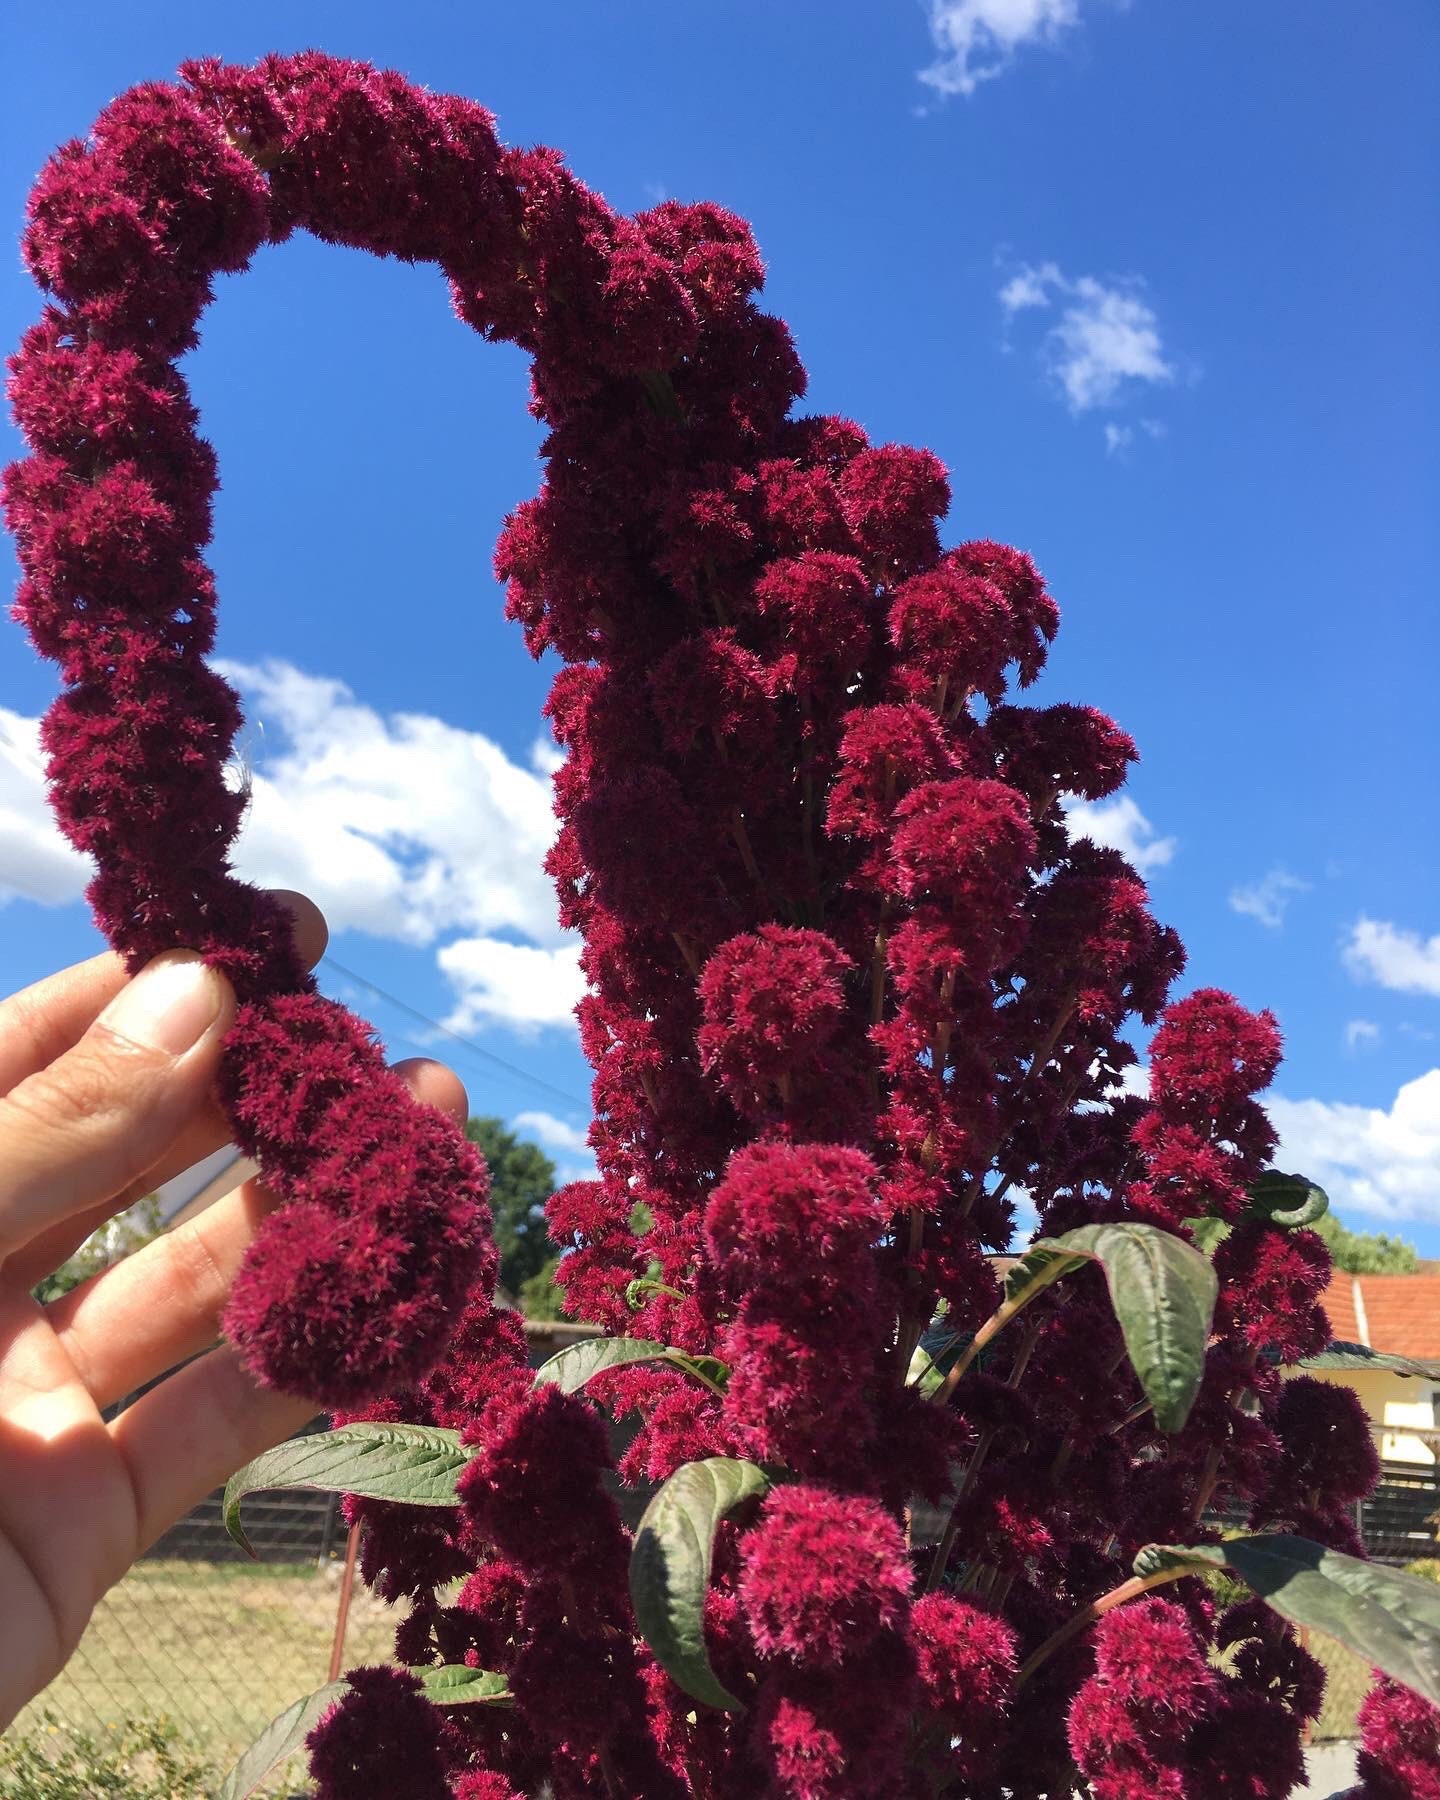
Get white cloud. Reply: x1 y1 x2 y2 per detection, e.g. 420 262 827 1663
1345 1020 1381 1053
513 1108 598 1183
1063 794 1176 874
999 262 1174 418
1269 1071 1440 1225
920 0 1081 98
1344 917 1440 999
218 659 564 952
0 658 583 1034
529 733 566 778
1229 868 1309 930
218 659 588 1035
0 707 93 907
438 937 585 1035
998 261 1062 312
1103 423 1133 456
514 1110 591 1158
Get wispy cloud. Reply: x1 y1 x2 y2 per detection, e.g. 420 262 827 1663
1063 794 1176 874
1269 1070 1440 1224
1229 868 1309 930
513 1109 598 1183
1344 917 1440 998
0 707 94 907
919 0 1082 99
1000 261 1174 417
1345 1019 1381 1053
439 938 584 1036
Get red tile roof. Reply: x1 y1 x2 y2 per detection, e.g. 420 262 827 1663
1321 1271 1440 1359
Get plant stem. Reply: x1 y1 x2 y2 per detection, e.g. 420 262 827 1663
960 988 1078 1216
1187 1345 1260 1525
1013 1567 1188 1690
931 1280 1039 1406
730 806 763 889
925 1428 994 1592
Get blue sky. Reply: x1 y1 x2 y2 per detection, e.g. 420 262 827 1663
2 2 1438 1238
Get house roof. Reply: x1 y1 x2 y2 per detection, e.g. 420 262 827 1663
1321 1271 1440 1360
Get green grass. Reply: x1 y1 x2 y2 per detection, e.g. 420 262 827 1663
10 1561 400 1787
1311 1634 1373 1742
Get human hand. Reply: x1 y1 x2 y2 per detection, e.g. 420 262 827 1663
0 896 468 1728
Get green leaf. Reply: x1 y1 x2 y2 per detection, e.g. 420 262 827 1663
1017 1224 1218 1432
218 1680 349 1799
1249 1170 1329 1228
630 1457 771 1712
1135 1535 1440 1708
534 1335 728 1398
223 1423 468 1556
908 1325 972 1395
1183 1216 1232 1257
1301 1341 1440 1379
625 1274 685 1309
418 1665 512 1706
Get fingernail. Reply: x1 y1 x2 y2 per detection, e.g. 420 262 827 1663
100 953 226 1056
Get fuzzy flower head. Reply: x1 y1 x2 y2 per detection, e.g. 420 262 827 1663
1354 1677 1440 1800
306 1666 452 1800
889 556 1014 702
1213 1222 1332 1362
1148 988 1283 1116
704 1141 884 1280
825 702 955 843
837 443 949 576
697 926 852 1110
910 1592 1017 1781
752 551 873 681
1090 1596 1216 1723
739 1484 911 1667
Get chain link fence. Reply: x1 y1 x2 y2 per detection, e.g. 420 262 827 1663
3 1326 594 1792
7 1472 403 1792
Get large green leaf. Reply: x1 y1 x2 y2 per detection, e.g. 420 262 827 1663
223 1422 468 1556
1135 1535 1440 1708
1301 1341 1440 1380
418 1665 512 1706
534 1335 728 1397
217 1680 349 1799
630 1457 771 1712
1005 1224 1217 1432
1249 1171 1329 1228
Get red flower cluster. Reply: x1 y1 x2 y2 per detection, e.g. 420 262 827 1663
1068 1597 1314 1800
1348 1678 1440 1800
6 50 1417 1799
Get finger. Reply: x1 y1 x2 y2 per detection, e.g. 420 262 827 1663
0 889 328 1100
50 1057 472 1410
109 1343 318 1555
0 893 328 1284
5 1132 253 1296
391 1057 470 1125
0 954 235 1259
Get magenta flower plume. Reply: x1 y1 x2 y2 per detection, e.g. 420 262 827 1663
738 1485 911 1667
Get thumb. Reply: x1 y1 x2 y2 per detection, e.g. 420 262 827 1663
0 953 235 1261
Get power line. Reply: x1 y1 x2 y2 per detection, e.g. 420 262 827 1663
320 952 588 1111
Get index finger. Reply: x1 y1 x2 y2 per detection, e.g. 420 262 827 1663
0 891 330 1099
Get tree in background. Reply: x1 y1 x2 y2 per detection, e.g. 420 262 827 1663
463 1118 563 1317
31 1196 163 1304
1316 1211 1421 1275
